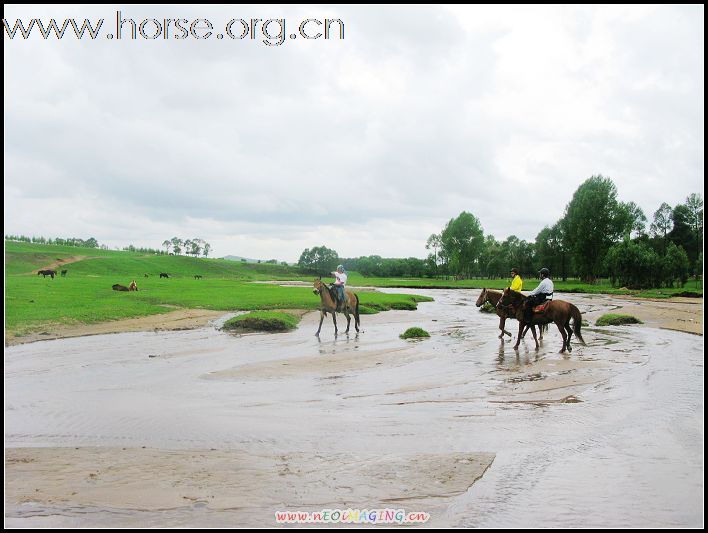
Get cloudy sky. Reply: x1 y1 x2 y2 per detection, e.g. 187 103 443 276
4 5 704 261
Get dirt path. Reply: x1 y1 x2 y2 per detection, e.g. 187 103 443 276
30 255 92 274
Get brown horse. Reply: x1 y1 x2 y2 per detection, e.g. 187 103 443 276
37 269 56 278
476 288 547 340
475 288 513 338
313 278 360 336
129 280 138 291
112 284 129 292
497 288 586 353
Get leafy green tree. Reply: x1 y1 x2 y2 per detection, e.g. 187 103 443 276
663 242 690 287
650 202 673 255
170 237 183 255
622 201 647 238
604 240 661 289
561 176 632 282
440 212 485 279
298 245 339 274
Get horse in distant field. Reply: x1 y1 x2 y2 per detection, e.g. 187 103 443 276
112 284 129 292
144 273 149 278
313 278 360 336
159 273 169 278
60 269 68 277
37 269 56 278
476 288 547 340
497 288 586 353
194 275 202 279
129 280 138 291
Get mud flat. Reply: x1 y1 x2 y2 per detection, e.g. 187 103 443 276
5 290 703 527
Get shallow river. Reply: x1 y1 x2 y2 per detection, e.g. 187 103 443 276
4 290 703 527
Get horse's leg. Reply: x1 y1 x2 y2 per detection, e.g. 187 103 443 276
344 310 351 334
499 314 512 338
332 311 338 336
316 311 325 336
564 319 573 352
555 320 567 353
514 322 524 350
530 323 539 349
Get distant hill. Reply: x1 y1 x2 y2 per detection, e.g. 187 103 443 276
222 255 260 263
222 255 293 266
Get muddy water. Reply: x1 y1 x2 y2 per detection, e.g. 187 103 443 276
4 290 703 527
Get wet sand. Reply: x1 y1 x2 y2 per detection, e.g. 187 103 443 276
4 290 704 527
5 308 226 346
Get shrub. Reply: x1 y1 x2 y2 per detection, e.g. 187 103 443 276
400 327 430 339
595 314 643 326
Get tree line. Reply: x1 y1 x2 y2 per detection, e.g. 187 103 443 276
161 237 212 258
298 176 702 289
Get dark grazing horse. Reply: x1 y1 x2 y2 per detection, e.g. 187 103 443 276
159 273 169 278
194 275 202 279
313 278 360 336
497 288 586 353
112 284 130 292
60 270 68 277
37 269 56 278
476 288 547 340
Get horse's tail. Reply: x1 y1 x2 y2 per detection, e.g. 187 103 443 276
355 293 360 324
572 305 586 345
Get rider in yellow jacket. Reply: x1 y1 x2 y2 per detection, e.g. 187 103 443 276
510 268 523 292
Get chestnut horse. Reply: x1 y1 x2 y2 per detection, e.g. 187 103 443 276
476 288 547 340
313 278 360 336
497 288 585 353
129 280 138 291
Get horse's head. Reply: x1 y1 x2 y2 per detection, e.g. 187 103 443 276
475 289 487 307
497 288 512 308
313 278 323 295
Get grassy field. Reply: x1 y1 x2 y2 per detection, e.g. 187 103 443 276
4 242 431 338
5 241 701 339
345 273 703 298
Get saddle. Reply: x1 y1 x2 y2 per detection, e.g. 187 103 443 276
532 302 550 314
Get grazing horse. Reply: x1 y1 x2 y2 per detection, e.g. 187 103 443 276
112 283 129 292
159 273 169 278
476 288 547 340
129 280 138 291
37 269 56 278
497 288 586 353
144 273 149 278
313 278 360 336
194 275 202 279
60 270 68 277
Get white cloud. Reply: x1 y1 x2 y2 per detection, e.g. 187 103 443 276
4 5 703 261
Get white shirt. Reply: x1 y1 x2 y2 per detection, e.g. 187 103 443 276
333 271 347 286
528 277 554 296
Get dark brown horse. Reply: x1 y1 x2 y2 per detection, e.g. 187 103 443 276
37 269 56 278
112 284 129 292
313 278 360 336
497 288 586 353
476 288 547 340
475 288 513 338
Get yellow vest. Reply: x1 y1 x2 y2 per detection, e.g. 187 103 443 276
510 275 523 292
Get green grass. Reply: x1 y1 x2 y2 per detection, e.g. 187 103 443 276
222 311 300 332
345 273 702 298
595 314 644 326
4 242 433 338
400 327 430 339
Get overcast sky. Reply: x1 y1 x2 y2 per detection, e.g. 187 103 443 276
4 5 704 261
